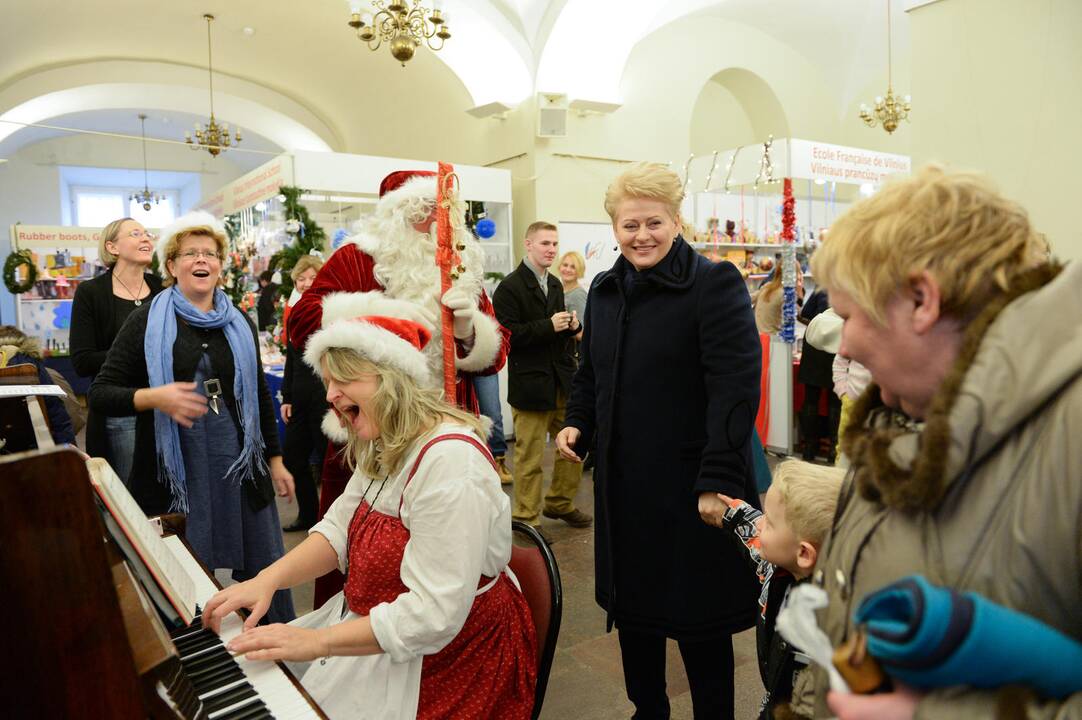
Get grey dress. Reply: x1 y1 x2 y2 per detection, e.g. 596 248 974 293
563 285 587 321
564 285 587 364
180 352 295 623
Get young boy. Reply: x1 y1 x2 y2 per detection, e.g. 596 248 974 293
718 459 844 719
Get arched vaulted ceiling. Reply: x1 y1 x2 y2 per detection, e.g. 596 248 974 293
0 0 911 158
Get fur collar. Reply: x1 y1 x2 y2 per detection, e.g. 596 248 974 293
843 262 1064 512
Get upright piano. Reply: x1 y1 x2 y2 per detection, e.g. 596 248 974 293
0 447 327 719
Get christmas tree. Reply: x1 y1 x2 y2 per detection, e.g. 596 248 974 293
269 186 326 298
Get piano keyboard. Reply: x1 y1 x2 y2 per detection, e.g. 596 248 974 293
163 536 324 720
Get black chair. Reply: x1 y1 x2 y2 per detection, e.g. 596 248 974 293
509 520 563 720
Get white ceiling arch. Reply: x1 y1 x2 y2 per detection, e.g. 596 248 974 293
0 61 337 153
536 0 720 101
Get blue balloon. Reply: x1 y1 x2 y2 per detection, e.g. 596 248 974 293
332 228 350 249
475 218 496 239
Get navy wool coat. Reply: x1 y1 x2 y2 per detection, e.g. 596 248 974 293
565 237 763 639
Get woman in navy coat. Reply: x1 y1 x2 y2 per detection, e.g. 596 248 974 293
557 163 762 719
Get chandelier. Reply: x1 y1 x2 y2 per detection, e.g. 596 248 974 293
859 0 911 134
185 14 242 156
130 114 162 211
346 1 451 67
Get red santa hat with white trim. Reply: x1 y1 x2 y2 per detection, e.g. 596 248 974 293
303 313 433 441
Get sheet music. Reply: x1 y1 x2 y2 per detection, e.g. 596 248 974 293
87 458 198 623
0 384 66 397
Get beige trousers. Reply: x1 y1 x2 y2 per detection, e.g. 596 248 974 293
511 393 583 525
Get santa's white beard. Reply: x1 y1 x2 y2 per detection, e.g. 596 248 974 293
356 223 486 385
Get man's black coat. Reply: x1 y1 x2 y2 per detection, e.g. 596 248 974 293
492 261 578 411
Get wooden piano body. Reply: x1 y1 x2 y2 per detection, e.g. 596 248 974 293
0 447 327 719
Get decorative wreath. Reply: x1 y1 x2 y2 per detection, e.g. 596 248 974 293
3 249 38 294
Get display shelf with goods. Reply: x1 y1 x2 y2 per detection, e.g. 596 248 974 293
679 138 912 455
7 224 158 356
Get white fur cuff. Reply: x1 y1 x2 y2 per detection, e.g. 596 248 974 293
320 291 435 331
321 409 351 444
456 310 502 373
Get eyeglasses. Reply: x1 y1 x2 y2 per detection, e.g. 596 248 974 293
176 250 222 261
127 229 152 239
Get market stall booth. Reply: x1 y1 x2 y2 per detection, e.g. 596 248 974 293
681 137 910 455
5 224 164 395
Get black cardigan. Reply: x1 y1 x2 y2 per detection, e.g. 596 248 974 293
281 341 325 408
88 302 282 516
70 268 163 457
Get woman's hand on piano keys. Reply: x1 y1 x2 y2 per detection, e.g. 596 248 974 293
203 574 278 633
226 624 330 663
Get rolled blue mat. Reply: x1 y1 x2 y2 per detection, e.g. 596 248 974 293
854 574 1082 698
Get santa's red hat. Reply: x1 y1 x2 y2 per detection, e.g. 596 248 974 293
379 169 436 198
303 313 434 388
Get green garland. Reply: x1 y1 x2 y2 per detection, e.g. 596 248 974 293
4 249 38 294
269 186 326 302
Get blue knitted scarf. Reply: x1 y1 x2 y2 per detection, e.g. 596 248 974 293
144 286 266 512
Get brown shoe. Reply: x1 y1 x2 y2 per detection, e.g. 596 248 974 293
494 455 513 485
543 507 593 528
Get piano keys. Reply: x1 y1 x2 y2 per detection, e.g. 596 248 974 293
0 447 327 719
162 535 325 720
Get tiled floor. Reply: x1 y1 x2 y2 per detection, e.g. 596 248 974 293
275 444 767 719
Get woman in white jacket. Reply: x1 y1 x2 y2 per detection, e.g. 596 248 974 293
204 311 537 720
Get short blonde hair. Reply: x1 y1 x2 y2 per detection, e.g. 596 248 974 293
812 164 1049 325
558 251 585 279
160 226 228 287
99 217 135 266
321 348 487 479
290 254 324 282
771 460 845 546
604 162 684 222
526 221 557 238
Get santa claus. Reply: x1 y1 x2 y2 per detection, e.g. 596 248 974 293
288 169 510 605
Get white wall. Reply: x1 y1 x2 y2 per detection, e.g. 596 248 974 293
909 0 1082 260
480 13 914 265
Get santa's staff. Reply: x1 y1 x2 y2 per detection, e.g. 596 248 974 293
436 160 461 403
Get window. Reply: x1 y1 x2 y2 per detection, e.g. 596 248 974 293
72 186 179 229
75 190 126 227
130 194 177 227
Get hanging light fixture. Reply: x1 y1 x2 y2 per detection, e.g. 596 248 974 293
130 114 162 211
185 14 242 156
346 1 451 67
860 0 911 134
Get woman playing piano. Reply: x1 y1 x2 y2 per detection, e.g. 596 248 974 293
203 310 538 719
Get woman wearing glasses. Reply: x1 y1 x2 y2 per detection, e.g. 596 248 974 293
90 211 296 623
71 217 163 482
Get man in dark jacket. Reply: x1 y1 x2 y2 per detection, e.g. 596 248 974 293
493 221 591 534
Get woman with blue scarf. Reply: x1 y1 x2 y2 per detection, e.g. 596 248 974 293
90 211 295 623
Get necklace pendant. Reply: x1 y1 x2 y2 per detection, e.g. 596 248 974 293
134 298 141 306
204 378 222 415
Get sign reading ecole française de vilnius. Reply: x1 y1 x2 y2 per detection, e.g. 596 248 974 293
788 139 911 186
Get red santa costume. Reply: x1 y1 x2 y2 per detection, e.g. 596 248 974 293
286 313 536 720
288 170 509 606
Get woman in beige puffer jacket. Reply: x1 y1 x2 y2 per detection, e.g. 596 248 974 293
785 165 1081 720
